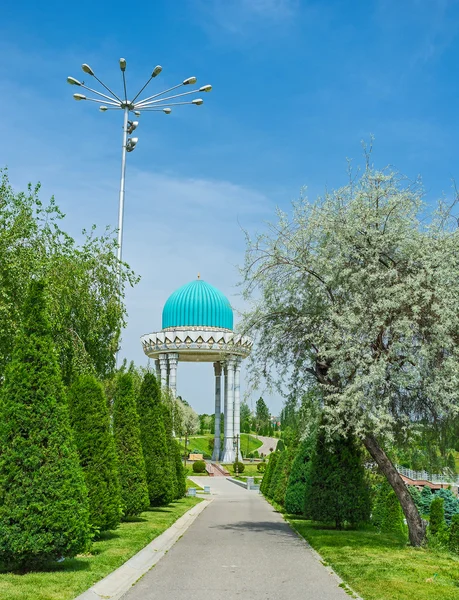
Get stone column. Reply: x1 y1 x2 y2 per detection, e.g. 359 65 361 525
221 356 235 463
168 353 179 396
212 362 222 461
233 357 242 461
159 353 168 388
155 359 161 382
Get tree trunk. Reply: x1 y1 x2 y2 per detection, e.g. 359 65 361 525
363 434 427 546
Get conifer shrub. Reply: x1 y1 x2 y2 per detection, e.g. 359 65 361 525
448 514 459 554
173 439 186 499
429 497 445 536
137 373 173 506
408 485 422 513
193 460 206 473
260 451 279 495
285 434 316 515
0 281 90 568
276 439 285 452
304 426 371 528
257 462 266 473
233 462 245 473
68 375 122 534
160 398 178 500
273 449 294 506
268 450 286 499
435 488 459 525
113 373 149 517
420 486 432 515
381 487 405 535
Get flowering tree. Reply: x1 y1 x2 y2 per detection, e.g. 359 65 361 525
241 161 459 545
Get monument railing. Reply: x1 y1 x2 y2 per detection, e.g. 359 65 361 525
396 464 459 486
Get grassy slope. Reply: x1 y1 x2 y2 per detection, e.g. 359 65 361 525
0 498 201 600
289 519 459 600
180 433 262 457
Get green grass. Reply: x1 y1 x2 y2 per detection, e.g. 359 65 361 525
288 518 459 600
179 433 262 458
223 463 262 477
0 497 201 600
186 478 204 491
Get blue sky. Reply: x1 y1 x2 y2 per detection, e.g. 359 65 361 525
1 0 459 414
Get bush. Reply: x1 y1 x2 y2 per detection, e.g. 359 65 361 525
304 424 371 528
233 461 245 473
273 450 294 506
0 281 90 568
68 375 122 533
429 497 445 536
253 451 259 458
260 451 279 495
420 486 432 515
276 439 285 452
257 462 266 473
113 374 149 517
268 451 286 499
193 460 206 473
435 488 459 525
449 514 459 553
285 434 316 515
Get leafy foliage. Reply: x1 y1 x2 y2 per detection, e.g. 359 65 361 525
304 425 371 528
173 440 186 499
192 460 206 474
273 449 294 506
233 462 245 473
429 497 445 536
448 514 459 554
68 375 122 533
420 487 433 516
0 169 139 385
137 373 173 506
113 374 149 517
0 281 90 568
434 489 459 525
285 433 316 515
372 480 405 535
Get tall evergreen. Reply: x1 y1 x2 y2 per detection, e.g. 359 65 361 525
161 400 178 500
137 373 173 506
113 373 149 517
372 480 405 535
285 434 316 514
273 449 294 506
420 486 433 515
173 439 187 499
261 451 279 496
304 426 371 528
68 375 122 533
0 281 90 568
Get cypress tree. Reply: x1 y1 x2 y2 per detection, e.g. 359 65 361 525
273 449 294 506
448 514 459 553
420 486 433 516
429 497 445 536
261 451 279 496
268 450 286 499
137 373 173 506
374 481 405 535
173 439 187 499
160 400 179 500
68 375 122 533
304 426 371 528
113 373 149 517
285 434 316 515
0 281 90 568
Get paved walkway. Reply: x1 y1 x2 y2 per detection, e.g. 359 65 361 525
121 478 350 600
255 435 278 456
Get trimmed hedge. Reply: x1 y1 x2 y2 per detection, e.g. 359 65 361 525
193 460 206 473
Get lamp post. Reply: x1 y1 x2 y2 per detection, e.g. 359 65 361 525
67 58 212 287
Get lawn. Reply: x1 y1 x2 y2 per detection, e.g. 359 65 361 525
0 497 201 600
186 477 204 490
223 463 263 477
179 433 262 458
289 518 459 600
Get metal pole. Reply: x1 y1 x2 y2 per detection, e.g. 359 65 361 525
117 107 129 280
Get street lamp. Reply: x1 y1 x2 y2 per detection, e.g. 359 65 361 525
67 58 212 288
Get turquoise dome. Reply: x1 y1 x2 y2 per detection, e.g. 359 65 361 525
162 279 233 330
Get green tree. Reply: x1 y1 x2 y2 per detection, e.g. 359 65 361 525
241 160 459 544
0 281 90 568
408 486 423 514
448 514 459 553
240 401 252 433
273 449 294 506
0 170 139 386
113 373 149 517
420 487 433 516
255 397 270 435
261 451 279 495
285 433 316 515
268 450 286 499
68 375 122 534
137 373 173 506
372 480 405 535
173 440 186 499
435 489 459 525
429 497 445 536
304 425 371 528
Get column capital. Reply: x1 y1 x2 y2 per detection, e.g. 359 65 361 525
168 353 179 364
225 354 237 368
213 361 222 377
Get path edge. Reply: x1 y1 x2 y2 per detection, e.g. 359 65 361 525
74 498 212 600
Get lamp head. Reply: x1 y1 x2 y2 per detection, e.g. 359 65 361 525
199 85 212 92
134 110 141 116
163 108 172 114
119 58 126 71
183 76 197 85
192 98 204 105
99 106 108 112
67 76 81 86
126 137 138 152
152 65 162 77
127 120 138 134
82 64 94 76
73 93 86 101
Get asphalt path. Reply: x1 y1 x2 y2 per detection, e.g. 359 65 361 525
121 478 350 600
